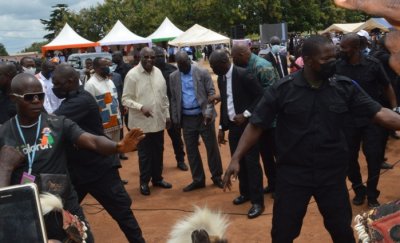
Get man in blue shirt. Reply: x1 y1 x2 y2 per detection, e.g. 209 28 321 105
169 51 223 192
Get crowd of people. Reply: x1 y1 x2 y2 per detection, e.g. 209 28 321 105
1 1 400 242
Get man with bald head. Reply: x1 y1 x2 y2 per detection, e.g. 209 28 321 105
169 50 224 192
210 49 264 218
265 36 288 79
153 46 188 171
0 73 144 242
53 64 145 243
0 62 17 124
35 60 61 113
123 47 172 196
336 33 398 207
231 43 279 196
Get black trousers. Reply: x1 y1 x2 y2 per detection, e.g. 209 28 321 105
182 115 223 183
259 128 277 190
346 123 386 199
75 168 145 243
137 131 164 184
271 171 355 243
228 123 264 205
167 126 185 163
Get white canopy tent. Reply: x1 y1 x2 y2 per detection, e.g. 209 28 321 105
168 24 230 47
147 17 184 42
42 23 99 53
98 20 151 46
354 18 393 32
319 22 364 34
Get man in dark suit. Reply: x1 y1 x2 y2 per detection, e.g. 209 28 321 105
153 46 188 171
169 51 224 192
209 49 265 219
265 36 289 79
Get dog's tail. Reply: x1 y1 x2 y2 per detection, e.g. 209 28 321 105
167 206 229 243
39 192 63 215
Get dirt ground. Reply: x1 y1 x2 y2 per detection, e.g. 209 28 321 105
82 61 400 243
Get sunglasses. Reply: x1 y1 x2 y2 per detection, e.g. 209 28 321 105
11 92 45 102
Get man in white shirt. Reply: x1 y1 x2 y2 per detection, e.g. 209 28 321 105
35 60 62 113
122 47 172 196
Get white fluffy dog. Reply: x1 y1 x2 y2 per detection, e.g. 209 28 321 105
167 207 229 243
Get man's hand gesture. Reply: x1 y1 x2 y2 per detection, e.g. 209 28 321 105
222 158 240 192
117 128 145 153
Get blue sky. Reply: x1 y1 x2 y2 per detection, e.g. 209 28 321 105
0 0 104 54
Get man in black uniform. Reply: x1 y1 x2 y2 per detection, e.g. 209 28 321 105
0 73 144 242
153 46 188 171
223 35 400 242
336 33 398 207
112 51 132 82
52 64 146 243
209 49 264 219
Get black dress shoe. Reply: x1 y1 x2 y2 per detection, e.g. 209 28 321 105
352 194 366 205
119 154 128 160
263 186 275 194
212 178 224 189
140 184 150 196
121 179 128 185
232 195 249 205
153 180 172 189
177 161 189 171
183 181 205 192
368 198 380 208
248 204 265 219
381 161 394 169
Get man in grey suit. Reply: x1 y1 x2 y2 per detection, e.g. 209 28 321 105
169 51 224 192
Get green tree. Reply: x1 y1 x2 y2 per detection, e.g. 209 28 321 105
0 43 9 56
21 41 49 53
40 4 73 41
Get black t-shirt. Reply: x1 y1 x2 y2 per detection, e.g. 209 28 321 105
0 90 16 124
54 88 119 185
250 71 381 186
0 113 84 185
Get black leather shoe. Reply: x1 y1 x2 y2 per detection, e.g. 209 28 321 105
153 180 172 189
140 184 150 196
212 178 224 189
368 198 380 208
248 204 265 219
121 179 128 185
352 194 366 205
263 186 274 194
232 195 249 205
183 181 205 192
381 161 394 169
119 154 128 160
177 161 189 171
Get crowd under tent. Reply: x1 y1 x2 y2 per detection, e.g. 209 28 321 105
168 24 230 47
147 17 184 43
353 18 394 32
319 22 364 34
42 23 99 54
98 20 151 46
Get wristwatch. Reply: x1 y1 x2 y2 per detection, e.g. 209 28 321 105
243 110 252 118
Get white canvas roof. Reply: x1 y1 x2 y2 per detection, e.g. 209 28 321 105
147 17 184 42
169 24 230 47
98 20 151 46
354 18 393 32
319 22 364 34
42 23 99 52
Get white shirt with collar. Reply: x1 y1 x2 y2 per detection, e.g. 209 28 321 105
225 64 236 121
36 72 62 114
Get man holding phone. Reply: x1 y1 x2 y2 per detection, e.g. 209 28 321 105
0 73 145 242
